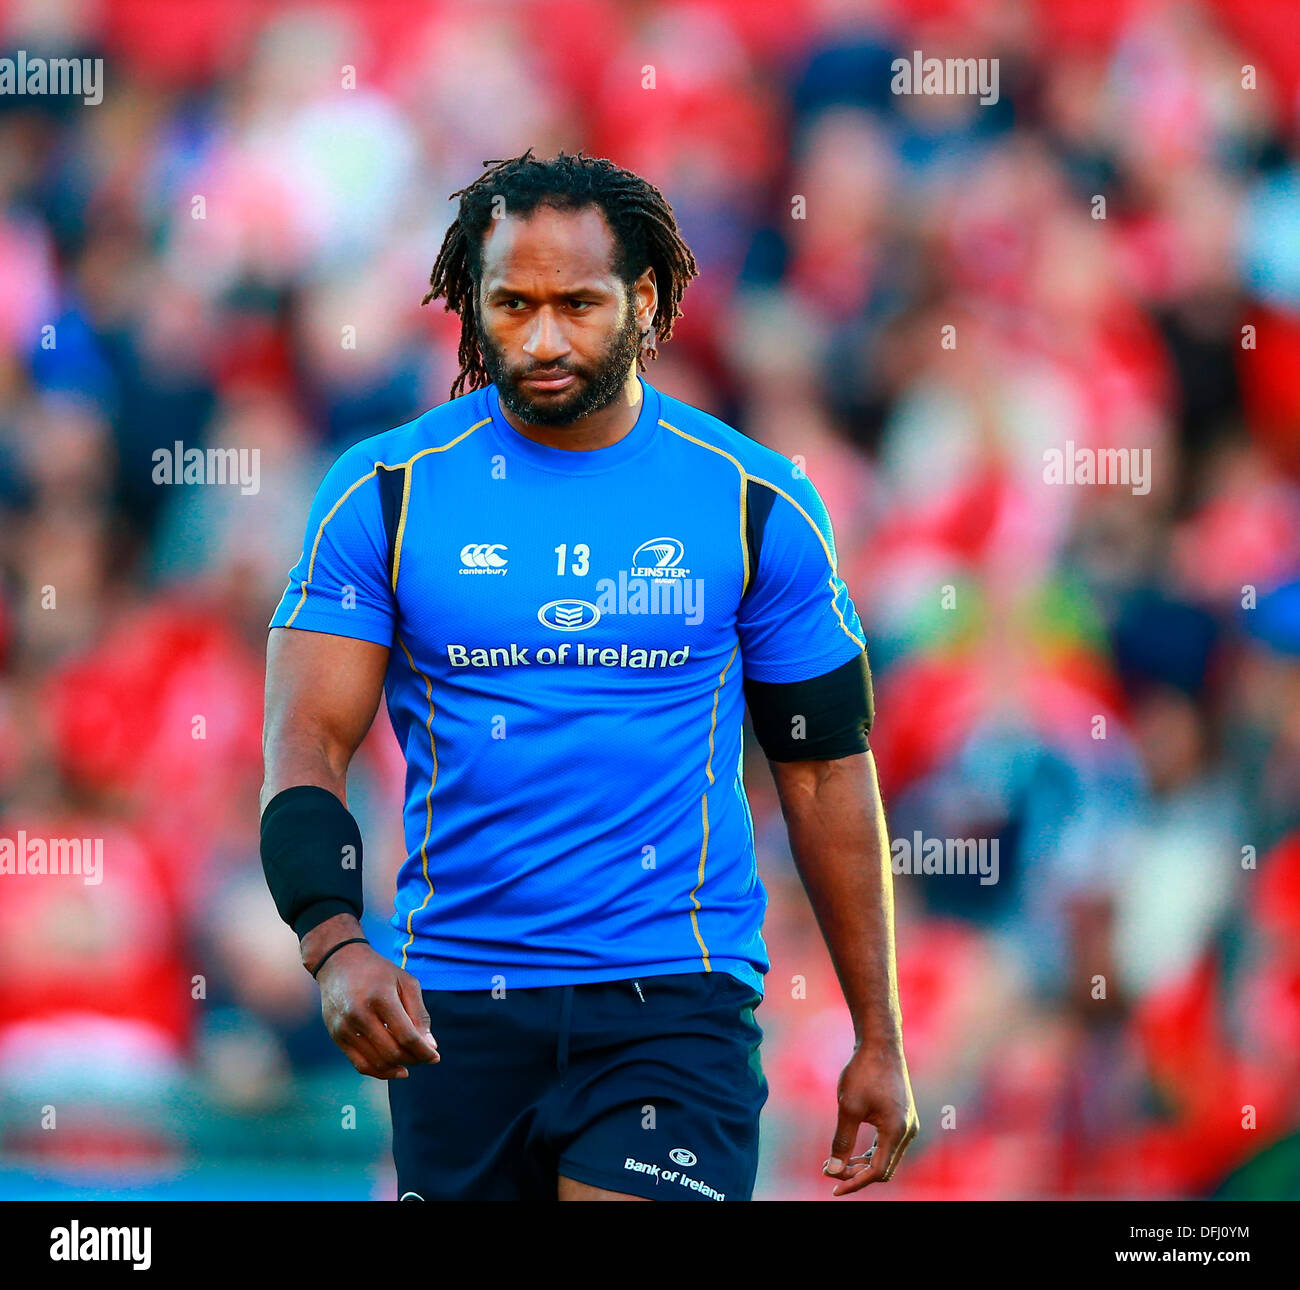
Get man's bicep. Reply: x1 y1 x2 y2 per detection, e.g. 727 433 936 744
262 626 391 803
744 652 873 762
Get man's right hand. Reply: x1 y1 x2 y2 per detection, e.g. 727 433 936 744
303 915 440 1079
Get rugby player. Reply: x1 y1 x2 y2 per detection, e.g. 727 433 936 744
260 150 918 1201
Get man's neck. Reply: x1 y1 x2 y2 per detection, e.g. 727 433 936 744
498 370 643 452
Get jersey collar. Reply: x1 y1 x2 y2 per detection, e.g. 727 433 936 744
485 375 660 475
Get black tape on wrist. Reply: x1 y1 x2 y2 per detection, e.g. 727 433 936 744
260 785 364 939
743 651 874 763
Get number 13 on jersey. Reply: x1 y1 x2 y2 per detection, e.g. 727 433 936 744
554 543 591 576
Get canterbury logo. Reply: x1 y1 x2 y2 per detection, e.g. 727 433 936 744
460 543 508 569
632 537 685 570
538 599 601 631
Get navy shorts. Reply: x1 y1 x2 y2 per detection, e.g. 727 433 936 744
387 970 768 1202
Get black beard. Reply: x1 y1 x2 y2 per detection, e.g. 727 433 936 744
477 307 643 427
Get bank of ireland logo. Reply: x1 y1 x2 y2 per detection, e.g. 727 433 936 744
669 1148 697 1168
538 599 601 631
631 537 687 578
459 543 508 575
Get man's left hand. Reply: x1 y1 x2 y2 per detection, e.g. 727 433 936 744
822 1041 919 1196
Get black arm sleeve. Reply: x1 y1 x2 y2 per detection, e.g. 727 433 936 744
743 651 874 763
260 785 364 938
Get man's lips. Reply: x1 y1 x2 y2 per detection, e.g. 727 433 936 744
521 370 577 391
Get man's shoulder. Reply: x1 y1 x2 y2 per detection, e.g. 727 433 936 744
654 388 803 488
330 387 493 477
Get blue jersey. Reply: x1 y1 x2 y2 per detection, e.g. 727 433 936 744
270 377 866 995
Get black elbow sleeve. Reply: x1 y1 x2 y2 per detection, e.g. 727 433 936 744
743 651 874 762
260 785 364 938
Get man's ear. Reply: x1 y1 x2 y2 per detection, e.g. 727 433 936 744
635 267 658 333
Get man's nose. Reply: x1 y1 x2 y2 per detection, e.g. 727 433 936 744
522 308 571 365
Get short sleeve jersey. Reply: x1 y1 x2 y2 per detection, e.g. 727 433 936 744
270 377 867 994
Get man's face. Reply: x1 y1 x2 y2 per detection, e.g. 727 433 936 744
475 204 654 427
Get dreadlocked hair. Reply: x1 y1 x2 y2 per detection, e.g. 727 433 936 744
423 148 699 399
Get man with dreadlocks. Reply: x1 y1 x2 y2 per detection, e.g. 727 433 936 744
260 150 917 1202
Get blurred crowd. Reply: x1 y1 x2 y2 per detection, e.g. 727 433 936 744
1 0 1299 1199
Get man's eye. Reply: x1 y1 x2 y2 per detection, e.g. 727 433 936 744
503 299 526 310
568 300 593 311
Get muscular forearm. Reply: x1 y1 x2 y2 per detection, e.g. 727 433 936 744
771 751 903 1048
260 729 356 970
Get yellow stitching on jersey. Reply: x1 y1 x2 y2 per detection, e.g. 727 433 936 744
284 469 378 627
389 417 488 591
658 419 864 652
390 464 412 592
659 420 749 598
396 632 438 970
689 642 738 971
282 416 489 624
744 474 866 652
